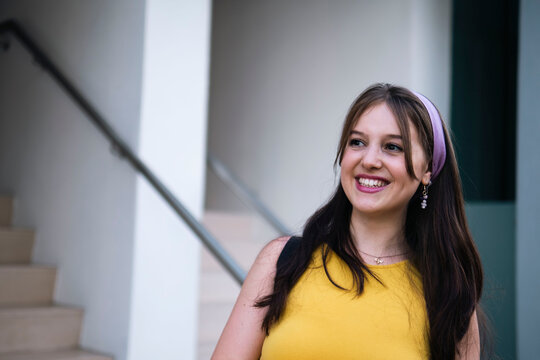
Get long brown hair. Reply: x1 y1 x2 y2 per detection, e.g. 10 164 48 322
256 83 484 359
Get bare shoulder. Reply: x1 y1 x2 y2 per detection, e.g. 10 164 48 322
244 235 292 289
254 235 291 266
211 235 292 360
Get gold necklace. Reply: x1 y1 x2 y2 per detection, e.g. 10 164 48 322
358 249 409 265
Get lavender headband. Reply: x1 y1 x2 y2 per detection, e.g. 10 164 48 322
412 91 446 179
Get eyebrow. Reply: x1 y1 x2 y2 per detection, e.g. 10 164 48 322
349 130 402 139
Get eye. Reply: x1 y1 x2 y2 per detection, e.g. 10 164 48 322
349 138 365 147
385 143 403 152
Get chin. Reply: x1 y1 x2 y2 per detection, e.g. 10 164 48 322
351 203 406 218
351 204 384 215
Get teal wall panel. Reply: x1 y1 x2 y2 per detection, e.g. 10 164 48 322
466 202 515 359
451 0 518 201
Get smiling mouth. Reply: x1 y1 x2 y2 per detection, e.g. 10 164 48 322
356 177 389 188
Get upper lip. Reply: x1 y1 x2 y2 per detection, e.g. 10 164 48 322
355 174 390 183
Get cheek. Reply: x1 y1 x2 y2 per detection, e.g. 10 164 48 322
339 161 352 184
340 150 355 171
339 152 357 189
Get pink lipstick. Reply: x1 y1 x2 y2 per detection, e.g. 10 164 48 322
354 174 390 193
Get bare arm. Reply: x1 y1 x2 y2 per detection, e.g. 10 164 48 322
211 236 290 360
456 310 480 360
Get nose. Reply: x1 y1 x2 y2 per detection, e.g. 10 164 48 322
361 145 383 169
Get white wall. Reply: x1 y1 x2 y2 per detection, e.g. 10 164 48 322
127 1 211 359
0 1 144 359
410 0 452 120
516 0 540 357
206 0 452 231
0 1 212 359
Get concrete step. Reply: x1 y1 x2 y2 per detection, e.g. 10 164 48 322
197 267 239 359
0 349 112 360
0 228 35 265
0 266 56 307
198 342 215 360
0 197 13 227
0 306 83 354
199 271 240 304
202 211 278 245
198 211 275 359
202 211 257 243
200 239 263 272
198 302 235 345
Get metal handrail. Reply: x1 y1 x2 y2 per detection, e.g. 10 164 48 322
207 154 291 235
0 19 246 284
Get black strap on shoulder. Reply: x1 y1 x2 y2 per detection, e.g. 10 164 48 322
276 236 302 269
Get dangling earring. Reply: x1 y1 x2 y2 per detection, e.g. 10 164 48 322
421 181 431 209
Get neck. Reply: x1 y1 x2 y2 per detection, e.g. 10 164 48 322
349 208 409 258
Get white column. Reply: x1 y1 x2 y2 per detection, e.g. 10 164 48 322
127 1 211 359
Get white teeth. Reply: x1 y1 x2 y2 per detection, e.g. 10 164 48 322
357 178 387 188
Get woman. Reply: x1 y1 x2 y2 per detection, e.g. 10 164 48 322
212 84 483 359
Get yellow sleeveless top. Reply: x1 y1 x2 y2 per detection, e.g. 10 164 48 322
260 246 430 359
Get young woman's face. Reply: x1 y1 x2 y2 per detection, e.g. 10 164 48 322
340 102 431 219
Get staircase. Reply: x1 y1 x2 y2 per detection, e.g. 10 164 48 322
197 211 280 360
0 196 112 360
